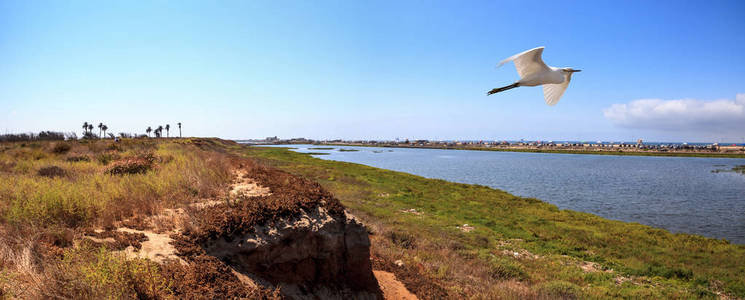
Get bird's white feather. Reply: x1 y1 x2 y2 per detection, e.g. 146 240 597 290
542 73 571 106
498 46 550 79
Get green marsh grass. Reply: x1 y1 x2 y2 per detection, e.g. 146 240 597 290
242 145 745 299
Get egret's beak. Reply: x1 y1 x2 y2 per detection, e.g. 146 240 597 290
571 69 582 72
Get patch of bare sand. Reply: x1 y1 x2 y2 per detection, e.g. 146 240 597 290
189 199 226 209
148 207 184 234
230 169 271 198
500 249 541 260
111 168 271 277
580 261 611 273
400 208 423 216
116 227 185 265
77 168 290 291
457 224 475 232
190 169 272 209
374 270 417 300
109 168 272 265
82 236 116 244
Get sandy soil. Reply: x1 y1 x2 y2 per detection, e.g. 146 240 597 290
117 227 184 264
374 270 418 300
113 169 272 264
230 169 271 198
80 166 376 297
191 169 271 209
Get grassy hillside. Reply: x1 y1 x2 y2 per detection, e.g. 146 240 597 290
0 138 282 298
241 145 745 299
0 139 231 229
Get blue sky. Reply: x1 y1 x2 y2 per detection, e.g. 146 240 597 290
1 0 744 142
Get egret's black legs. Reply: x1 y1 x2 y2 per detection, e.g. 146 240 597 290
487 83 519 95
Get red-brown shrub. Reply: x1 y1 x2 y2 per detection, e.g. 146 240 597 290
105 154 155 175
37 166 67 178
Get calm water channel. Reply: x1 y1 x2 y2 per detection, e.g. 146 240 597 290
261 144 745 244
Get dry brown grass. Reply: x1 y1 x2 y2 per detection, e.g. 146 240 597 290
0 234 50 299
0 139 238 298
159 255 282 299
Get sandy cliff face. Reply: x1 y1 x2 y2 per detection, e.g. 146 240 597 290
202 206 380 299
124 156 389 299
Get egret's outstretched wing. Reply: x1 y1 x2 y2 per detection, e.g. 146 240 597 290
542 74 571 106
498 46 550 79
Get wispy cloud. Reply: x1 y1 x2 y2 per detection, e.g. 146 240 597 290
603 94 745 136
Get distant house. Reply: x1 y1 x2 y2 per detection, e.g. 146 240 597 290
720 145 744 152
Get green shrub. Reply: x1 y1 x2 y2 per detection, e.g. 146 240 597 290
386 231 416 249
96 153 118 165
486 257 528 280
641 263 694 280
538 280 582 299
58 246 169 298
5 180 97 227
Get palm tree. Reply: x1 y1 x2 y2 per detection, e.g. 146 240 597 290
98 123 103 138
88 124 94 134
101 125 108 138
146 126 152 137
82 122 89 134
177 122 182 138
165 124 170 138
155 125 164 138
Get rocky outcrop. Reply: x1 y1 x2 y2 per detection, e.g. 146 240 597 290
202 206 381 299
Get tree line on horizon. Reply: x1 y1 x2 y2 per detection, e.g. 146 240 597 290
0 131 76 143
143 123 181 138
0 122 183 142
82 122 183 139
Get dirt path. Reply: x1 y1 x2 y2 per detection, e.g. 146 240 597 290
374 270 418 300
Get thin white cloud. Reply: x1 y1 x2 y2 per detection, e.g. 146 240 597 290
603 94 745 135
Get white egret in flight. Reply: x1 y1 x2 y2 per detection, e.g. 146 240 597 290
487 46 581 105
